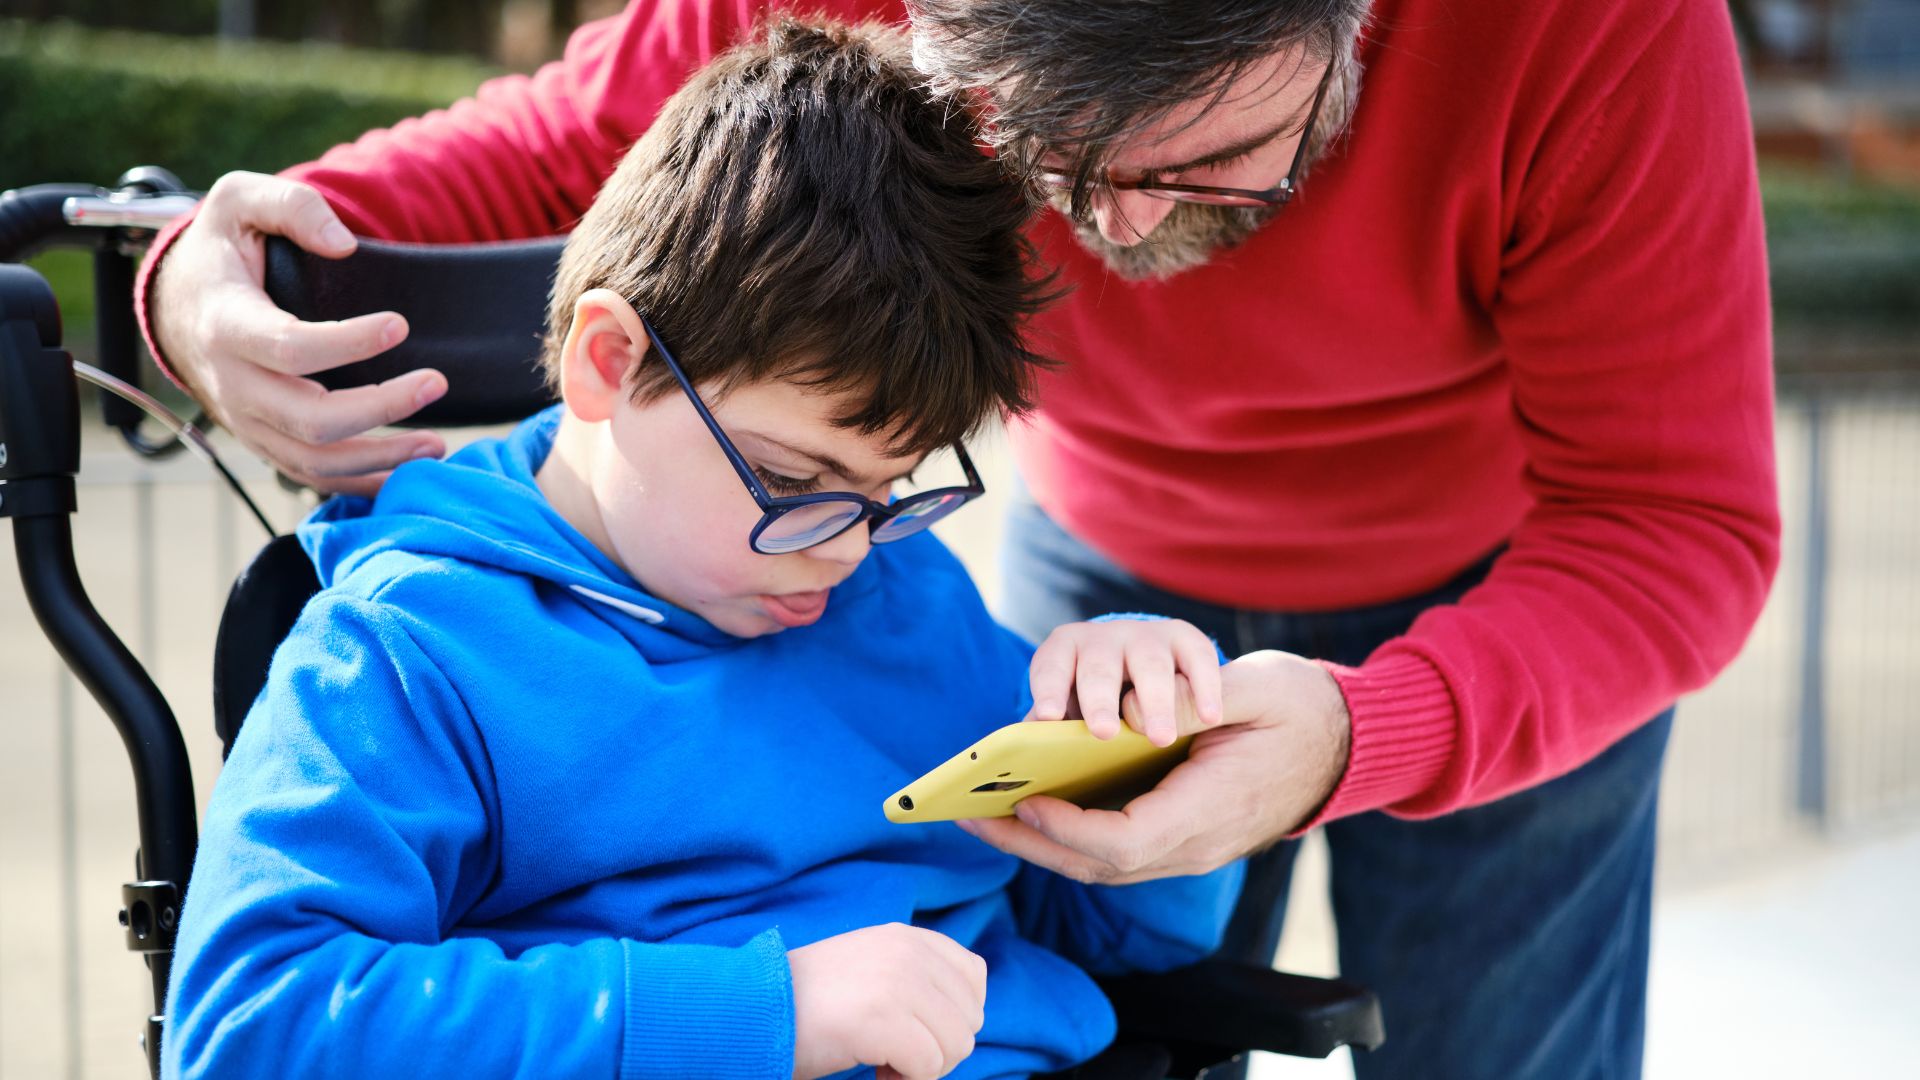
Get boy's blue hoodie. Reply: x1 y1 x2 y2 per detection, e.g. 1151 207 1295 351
164 407 1243 1079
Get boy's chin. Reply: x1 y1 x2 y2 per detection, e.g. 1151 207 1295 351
701 593 829 638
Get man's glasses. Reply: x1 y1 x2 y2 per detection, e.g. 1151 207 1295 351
635 310 985 555
1039 63 1332 208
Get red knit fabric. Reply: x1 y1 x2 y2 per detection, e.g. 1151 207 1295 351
136 0 1780 826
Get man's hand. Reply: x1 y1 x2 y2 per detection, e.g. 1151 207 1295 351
788 923 987 1080
1025 617 1224 746
149 170 447 496
961 650 1352 884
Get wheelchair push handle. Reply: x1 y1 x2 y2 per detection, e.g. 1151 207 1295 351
1 168 200 457
0 168 196 264
263 233 562 427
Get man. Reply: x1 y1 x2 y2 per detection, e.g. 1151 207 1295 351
136 1 1779 1076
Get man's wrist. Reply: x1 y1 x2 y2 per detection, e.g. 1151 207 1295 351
132 209 200 394
1295 654 1456 833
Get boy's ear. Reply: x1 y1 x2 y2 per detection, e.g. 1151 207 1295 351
556 288 652 423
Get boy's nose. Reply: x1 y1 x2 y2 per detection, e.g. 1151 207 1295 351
1092 191 1176 247
809 520 872 568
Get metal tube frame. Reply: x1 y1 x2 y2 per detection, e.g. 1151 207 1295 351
4 228 196 1079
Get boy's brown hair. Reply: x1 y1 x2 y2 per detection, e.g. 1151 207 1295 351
541 17 1053 454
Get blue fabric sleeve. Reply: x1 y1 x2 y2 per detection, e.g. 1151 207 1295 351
163 595 794 1080
991 619 1247 976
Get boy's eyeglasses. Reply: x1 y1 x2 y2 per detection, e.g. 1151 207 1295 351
634 310 985 555
1038 64 1331 209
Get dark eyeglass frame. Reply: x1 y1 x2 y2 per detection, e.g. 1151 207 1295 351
634 309 986 555
1040 62 1333 208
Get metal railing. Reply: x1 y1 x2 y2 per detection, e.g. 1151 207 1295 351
1 385 1916 1076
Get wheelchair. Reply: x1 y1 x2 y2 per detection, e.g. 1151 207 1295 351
0 171 1384 1080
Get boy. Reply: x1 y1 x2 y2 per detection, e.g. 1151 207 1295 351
164 19 1240 1080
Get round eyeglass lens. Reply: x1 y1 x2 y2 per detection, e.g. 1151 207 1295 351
756 499 865 554
871 491 969 543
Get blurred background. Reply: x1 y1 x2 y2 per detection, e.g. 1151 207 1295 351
0 1 1915 1077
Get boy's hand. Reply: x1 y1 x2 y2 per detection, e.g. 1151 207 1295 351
1026 619 1223 746
789 924 987 1080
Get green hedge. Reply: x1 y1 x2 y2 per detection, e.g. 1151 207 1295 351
1760 164 1920 335
0 18 499 192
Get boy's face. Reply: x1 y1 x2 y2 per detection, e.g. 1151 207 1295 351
541 291 927 638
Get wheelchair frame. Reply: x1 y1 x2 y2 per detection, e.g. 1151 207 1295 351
0 170 1383 1080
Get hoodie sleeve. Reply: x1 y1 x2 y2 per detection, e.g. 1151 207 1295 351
163 594 794 1080
989 618 1246 976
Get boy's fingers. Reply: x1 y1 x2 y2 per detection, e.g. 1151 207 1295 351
891 1018 949 1080
1026 633 1077 721
917 962 985 1057
907 988 971 1079
1074 649 1126 739
1122 675 1213 740
1172 633 1224 726
1123 640 1177 746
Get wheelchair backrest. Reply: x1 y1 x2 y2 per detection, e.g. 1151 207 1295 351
213 237 566 754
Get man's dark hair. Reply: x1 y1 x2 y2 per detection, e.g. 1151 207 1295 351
908 0 1369 213
542 17 1053 454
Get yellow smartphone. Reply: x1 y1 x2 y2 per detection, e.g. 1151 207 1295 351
884 720 1191 823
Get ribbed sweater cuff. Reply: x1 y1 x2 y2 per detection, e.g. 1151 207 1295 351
133 210 196 391
1295 654 1457 833
620 928 794 1079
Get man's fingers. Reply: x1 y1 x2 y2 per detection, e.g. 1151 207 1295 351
246 421 442 489
215 295 407 378
207 171 357 256
238 365 446 447
1016 794 1183 880
285 468 394 500
1123 640 1177 745
959 807 1120 884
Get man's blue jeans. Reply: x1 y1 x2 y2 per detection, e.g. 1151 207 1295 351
997 491 1673 1080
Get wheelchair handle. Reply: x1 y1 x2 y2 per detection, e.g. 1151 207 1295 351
263 234 563 427
0 170 195 263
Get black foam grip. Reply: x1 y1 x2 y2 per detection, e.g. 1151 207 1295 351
0 184 102 264
262 235 564 428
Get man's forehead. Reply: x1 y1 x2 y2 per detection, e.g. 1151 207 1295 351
1064 44 1322 174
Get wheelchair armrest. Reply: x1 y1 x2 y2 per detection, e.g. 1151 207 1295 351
1098 960 1384 1071
263 235 563 428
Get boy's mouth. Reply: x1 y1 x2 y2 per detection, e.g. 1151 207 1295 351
759 588 831 628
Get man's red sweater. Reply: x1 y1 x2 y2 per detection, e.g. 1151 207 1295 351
137 0 1780 827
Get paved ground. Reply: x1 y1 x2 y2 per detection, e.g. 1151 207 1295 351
1 403 1914 1078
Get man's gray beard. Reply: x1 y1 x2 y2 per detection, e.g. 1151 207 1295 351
1058 50 1361 282
1065 199 1277 281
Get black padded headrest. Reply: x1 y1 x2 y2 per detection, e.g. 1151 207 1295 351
212 532 322 758
263 235 564 427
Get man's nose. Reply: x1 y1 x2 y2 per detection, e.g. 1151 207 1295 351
1092 190 1176 247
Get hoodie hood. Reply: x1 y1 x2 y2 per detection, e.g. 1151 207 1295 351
299 406 838 655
